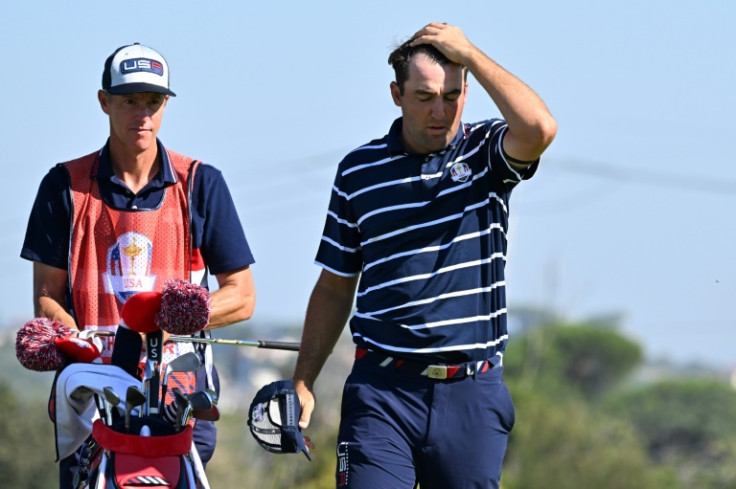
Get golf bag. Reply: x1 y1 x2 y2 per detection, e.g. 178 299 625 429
76 417 204 489
53 360 212 489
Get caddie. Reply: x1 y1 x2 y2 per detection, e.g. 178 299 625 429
20 42 256 488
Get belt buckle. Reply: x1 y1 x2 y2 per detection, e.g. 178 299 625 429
427 365 448 380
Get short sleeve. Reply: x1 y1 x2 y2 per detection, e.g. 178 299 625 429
484 120 540 191
20 165 71 269
314 164 362 276
190 164 255 275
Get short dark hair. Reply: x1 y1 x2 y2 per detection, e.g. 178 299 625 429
388 40 465 94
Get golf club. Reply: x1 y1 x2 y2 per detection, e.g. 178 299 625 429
169 335 301 351
172 388 190 432
205 387 218 403
87 330 300 351
190 390 220 422
94 394 107 426
160 351 201 416
103 386 120 426
125 386 146 434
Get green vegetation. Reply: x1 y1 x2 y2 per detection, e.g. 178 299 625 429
0 382 57 489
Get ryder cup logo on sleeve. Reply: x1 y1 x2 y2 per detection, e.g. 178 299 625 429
102 43 176 96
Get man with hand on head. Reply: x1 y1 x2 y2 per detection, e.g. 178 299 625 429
20 43 255 488
292 23 556 488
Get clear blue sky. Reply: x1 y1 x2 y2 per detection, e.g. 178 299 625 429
2 1 734 369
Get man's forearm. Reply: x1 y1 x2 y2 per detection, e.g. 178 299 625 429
293 274 358 390
463 47 557 158
207 285 254 329
207 267 256 329
33 261 78 329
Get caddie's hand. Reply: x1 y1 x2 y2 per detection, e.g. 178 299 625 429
161 330 171 344
409 22 475 66
293 380 315 430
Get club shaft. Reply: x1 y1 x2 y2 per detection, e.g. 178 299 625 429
169 336 300 351
125 403 131 433
89 330 300 351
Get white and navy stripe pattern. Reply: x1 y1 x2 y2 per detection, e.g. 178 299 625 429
315 118 538 365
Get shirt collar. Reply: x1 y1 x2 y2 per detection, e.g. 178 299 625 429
386 117 467 157
93 138 177 185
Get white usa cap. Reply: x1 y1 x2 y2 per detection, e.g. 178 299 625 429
102 43 176 96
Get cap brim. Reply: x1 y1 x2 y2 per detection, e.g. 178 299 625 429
106 82 176 96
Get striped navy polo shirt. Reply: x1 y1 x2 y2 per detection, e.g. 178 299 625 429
315 117 538 365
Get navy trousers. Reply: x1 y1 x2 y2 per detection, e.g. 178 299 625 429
336 358 515 489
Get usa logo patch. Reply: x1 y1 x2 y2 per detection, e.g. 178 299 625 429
120 57 164 76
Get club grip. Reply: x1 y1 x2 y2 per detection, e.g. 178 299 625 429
258 340 300 351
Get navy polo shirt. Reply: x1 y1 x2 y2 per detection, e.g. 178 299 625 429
315 117 537 364
21 139 254 278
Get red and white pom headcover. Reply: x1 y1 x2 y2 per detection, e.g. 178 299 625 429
156 279 211 335
16 318 72 371
55 336 102 364
120 290 163 334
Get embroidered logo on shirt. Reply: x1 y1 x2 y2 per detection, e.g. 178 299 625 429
450 162 472 183
102 231 157 303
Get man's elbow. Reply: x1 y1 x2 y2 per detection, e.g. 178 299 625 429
240 308 255 322
237 295 256 322
531 115 558 154
231 297 256 323
507 115 558 161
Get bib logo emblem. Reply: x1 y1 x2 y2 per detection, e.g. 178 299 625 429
450 162 472 183
103 232 157 303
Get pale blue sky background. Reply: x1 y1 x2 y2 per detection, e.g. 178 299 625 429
1 1 734 369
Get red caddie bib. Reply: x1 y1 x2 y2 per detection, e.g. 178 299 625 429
64 149 200 360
